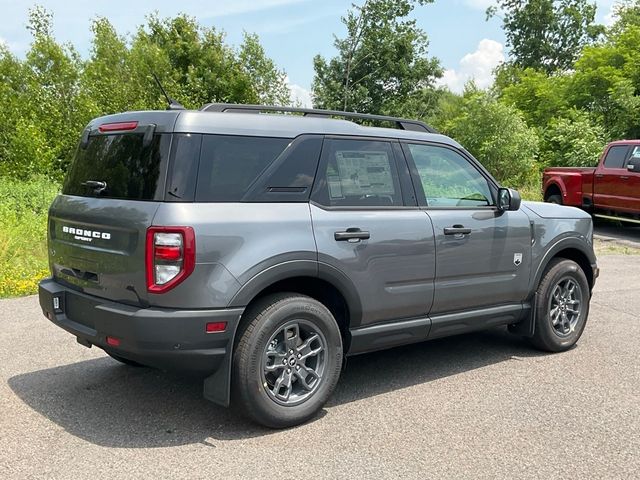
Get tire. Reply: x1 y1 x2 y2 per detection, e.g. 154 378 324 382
232 293 343 428
546 194 563 205
106 351 146 367
530 258 590 352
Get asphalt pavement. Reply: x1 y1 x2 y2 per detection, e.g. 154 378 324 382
1 255 638 479
594 219 640 248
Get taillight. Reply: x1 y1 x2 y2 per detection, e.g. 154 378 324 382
146 226 195 293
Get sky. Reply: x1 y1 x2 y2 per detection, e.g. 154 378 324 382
0 0 620 107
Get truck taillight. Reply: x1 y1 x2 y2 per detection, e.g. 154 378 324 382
146 226 195 293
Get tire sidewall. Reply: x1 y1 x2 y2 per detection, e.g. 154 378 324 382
238 296 343 427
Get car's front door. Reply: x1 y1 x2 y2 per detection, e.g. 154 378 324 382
621 145 640 214
401 142 532 337
310 137 436 331
594 144 631 211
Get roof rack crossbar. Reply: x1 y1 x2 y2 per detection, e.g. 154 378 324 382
199 103 436 133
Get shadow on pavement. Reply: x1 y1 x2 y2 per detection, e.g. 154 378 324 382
8 327 543 448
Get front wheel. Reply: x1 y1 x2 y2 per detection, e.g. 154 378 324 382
530 259 590 352
232 293 343 428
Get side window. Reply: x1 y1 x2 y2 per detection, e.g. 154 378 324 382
603 146 629 169
312 139 403 207
195 135 290 202
166 133 202 202
406 144 494 207
244 135 323 202
628 146 640 161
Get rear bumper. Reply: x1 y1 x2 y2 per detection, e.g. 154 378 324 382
38 278 244 378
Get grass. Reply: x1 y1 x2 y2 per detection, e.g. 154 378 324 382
594 238 640 256
0 176 59 298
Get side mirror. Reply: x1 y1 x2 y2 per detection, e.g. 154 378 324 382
497 187 521 212
627 158 640 172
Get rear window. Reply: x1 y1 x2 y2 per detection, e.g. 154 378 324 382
63 133 171 200
195 135 290 202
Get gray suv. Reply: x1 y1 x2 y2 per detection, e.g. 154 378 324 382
39 104 598 428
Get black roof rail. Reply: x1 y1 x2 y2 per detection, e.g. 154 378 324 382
199 103 437 133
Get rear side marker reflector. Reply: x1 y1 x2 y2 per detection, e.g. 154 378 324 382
206 322 227 333
106 336 121 347
98 121 139 133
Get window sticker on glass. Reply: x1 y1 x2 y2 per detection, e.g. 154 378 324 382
333 151 395 198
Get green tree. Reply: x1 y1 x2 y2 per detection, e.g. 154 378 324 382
312 0 442 114
433 86 539 186
487 0 603 73
240 33 291 106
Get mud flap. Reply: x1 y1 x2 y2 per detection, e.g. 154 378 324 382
203 354 233 407
508 296 536 337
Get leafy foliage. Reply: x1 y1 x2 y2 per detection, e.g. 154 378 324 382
312 0 442 115
487 0 603 73
0 8 291 181
0 176 58 298
433 86 539 186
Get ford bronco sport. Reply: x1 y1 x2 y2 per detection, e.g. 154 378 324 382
39 104 599 428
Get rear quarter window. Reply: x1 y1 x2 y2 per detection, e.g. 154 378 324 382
195 135 290 202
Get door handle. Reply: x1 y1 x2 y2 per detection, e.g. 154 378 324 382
620 175 629 180
595 174 604 178
444 225 472 236
334 228 370 242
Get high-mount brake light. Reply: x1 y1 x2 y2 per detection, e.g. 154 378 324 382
146 227 195 293
98 121 139 133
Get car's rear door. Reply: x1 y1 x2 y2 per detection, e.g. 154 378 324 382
310 137 436 337
401 141 532 338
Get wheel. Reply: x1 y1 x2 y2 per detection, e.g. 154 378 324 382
530 258 590 352
105 351 146 367
233 293 343 428
546 194 563 205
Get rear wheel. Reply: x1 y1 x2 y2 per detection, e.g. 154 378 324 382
530 258 590 352
233 293 343 428
546 194 563 205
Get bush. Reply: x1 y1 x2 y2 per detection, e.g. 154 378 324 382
0 176 59 297
433 86 540 187
540 109 606 167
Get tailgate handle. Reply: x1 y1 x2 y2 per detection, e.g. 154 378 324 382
444 225 472 236
335 228 370 242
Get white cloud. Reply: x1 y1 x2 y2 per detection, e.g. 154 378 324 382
436 39 504 93
286 78 313 108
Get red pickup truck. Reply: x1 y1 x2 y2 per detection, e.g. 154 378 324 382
543 140 640 223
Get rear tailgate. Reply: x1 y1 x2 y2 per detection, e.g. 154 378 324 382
48 196 159 305
50 112 179 305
